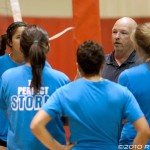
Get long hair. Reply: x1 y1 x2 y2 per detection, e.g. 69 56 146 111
0 34 7 56
20 25 49 94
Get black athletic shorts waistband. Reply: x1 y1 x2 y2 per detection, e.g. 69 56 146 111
0 139 7 147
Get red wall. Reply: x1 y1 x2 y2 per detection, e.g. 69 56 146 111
1 16 150 80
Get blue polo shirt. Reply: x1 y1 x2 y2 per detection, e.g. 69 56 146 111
102 50 141 82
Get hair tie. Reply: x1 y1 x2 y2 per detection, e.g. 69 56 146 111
33 39 39 44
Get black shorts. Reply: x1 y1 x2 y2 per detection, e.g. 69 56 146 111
0 139 7 147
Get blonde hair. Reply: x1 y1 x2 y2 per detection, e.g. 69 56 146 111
134 23 150 61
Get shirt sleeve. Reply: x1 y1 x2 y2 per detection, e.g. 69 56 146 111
0 76 7 110
118 71 129 87
123 88 144 123
118 71 144 123
41 88 63 118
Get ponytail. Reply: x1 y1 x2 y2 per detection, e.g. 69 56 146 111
20 25 49 94
0 34 7 56
30 42 46 93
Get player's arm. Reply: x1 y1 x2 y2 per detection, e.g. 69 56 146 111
132 116 150 150
30 109 74 150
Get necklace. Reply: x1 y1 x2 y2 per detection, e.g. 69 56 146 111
9 53 22 64
9 53 16 63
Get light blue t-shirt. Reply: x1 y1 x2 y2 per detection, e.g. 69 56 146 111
0 54 51 143
118 63 150 149
42 78 143 150
0 65 70 150
0 54 24 142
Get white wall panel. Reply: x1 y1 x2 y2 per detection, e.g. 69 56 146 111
0 0 73 17
100 0 150 18
0 0 150 18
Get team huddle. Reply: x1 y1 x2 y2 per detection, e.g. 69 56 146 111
0 17 150 150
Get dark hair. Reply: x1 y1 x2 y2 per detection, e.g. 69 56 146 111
20 25 49 94
0 21 27 55
77 40 105 75
134 23 150 60
0 34 7 56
